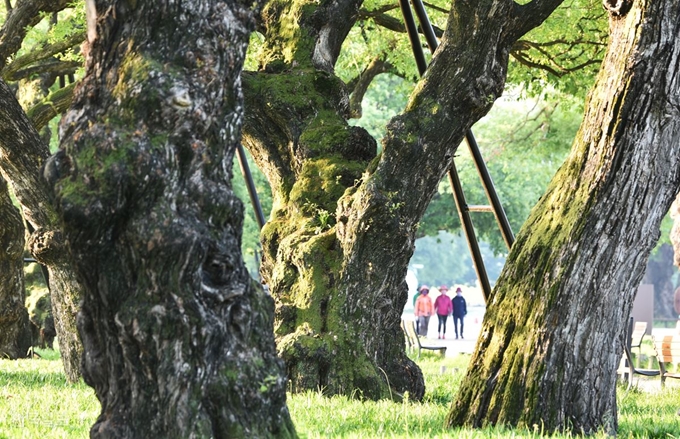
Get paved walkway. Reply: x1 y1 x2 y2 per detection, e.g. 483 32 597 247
403 310 483 357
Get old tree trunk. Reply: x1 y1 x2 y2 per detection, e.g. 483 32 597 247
448 0 680 434
0 175 32 358
55 1 294 437
0 81 83 380
0 0 83 379
243 0 563 399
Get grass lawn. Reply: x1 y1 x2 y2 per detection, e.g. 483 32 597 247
1 350 679 438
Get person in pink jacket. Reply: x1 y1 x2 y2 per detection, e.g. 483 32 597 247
433 285 453 339
414 288 434 337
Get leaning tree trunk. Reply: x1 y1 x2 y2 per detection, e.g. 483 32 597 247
0 1 84 381
0 80 83 381
55 1 294 437
244 0 563 400
0 175 32 359
448 0 680 434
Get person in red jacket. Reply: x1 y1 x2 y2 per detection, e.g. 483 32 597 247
414 288 434 337
433 285 453 339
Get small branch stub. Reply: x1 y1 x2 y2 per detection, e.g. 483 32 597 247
603 0 633 16
28 228 65 265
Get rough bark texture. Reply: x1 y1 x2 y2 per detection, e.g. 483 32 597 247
243 0 562 400
0 1 84 380
56 1 294 437
0 175 32 359
0 80 83 381
448 0 680 434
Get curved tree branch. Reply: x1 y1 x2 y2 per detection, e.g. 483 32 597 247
509 0 567 41
0 79 52 227
348 54 393 118
2 30 85 79
310 0 364 72
0 0 73 70
6 59 80 81
25 82 75 131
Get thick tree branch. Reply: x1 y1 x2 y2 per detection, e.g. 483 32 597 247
0 0 73 70
0 79 53 228
5 59 80 81
241 72 297 197
25 82 75 131
510 0 567 41
348 54 393 118
311 0 364 71
2 30 85 80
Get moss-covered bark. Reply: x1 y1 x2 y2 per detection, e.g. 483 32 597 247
56 1 294 437
244 0 564 401
448 0 680 434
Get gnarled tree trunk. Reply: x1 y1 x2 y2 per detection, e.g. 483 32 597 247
448 0 680 434
56 1 294 437
0 0 83 381
0 80 83 381
243 0 563 400
0 175 32 359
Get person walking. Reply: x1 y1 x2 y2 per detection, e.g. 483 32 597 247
413 285 427 334
414 287 433 337
452 287 467 339
433 285 453 339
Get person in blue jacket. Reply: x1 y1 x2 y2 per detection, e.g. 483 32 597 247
452 287 467 339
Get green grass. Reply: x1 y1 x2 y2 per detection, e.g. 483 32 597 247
1 351 679 438
0 349 98 438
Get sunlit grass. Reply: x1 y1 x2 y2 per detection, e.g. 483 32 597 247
1 350 679 438
617 386 680 438
0 350 98 438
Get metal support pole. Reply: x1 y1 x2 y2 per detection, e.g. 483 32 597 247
236 143 266 230
448 164 491 302
398 0 428 76
464 131 515 249
410 0 438 53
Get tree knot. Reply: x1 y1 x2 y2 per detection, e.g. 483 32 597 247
603 0 633 16
27 228 66 265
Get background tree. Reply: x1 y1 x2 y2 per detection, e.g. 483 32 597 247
448 0 680 433
0 1 84 379
54 0 294 436
0 175 32 358
244 0 572 400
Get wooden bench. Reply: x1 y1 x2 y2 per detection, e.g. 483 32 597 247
629 320 648 365
653 334 680 387
617 317 659 389
402 319 446 359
